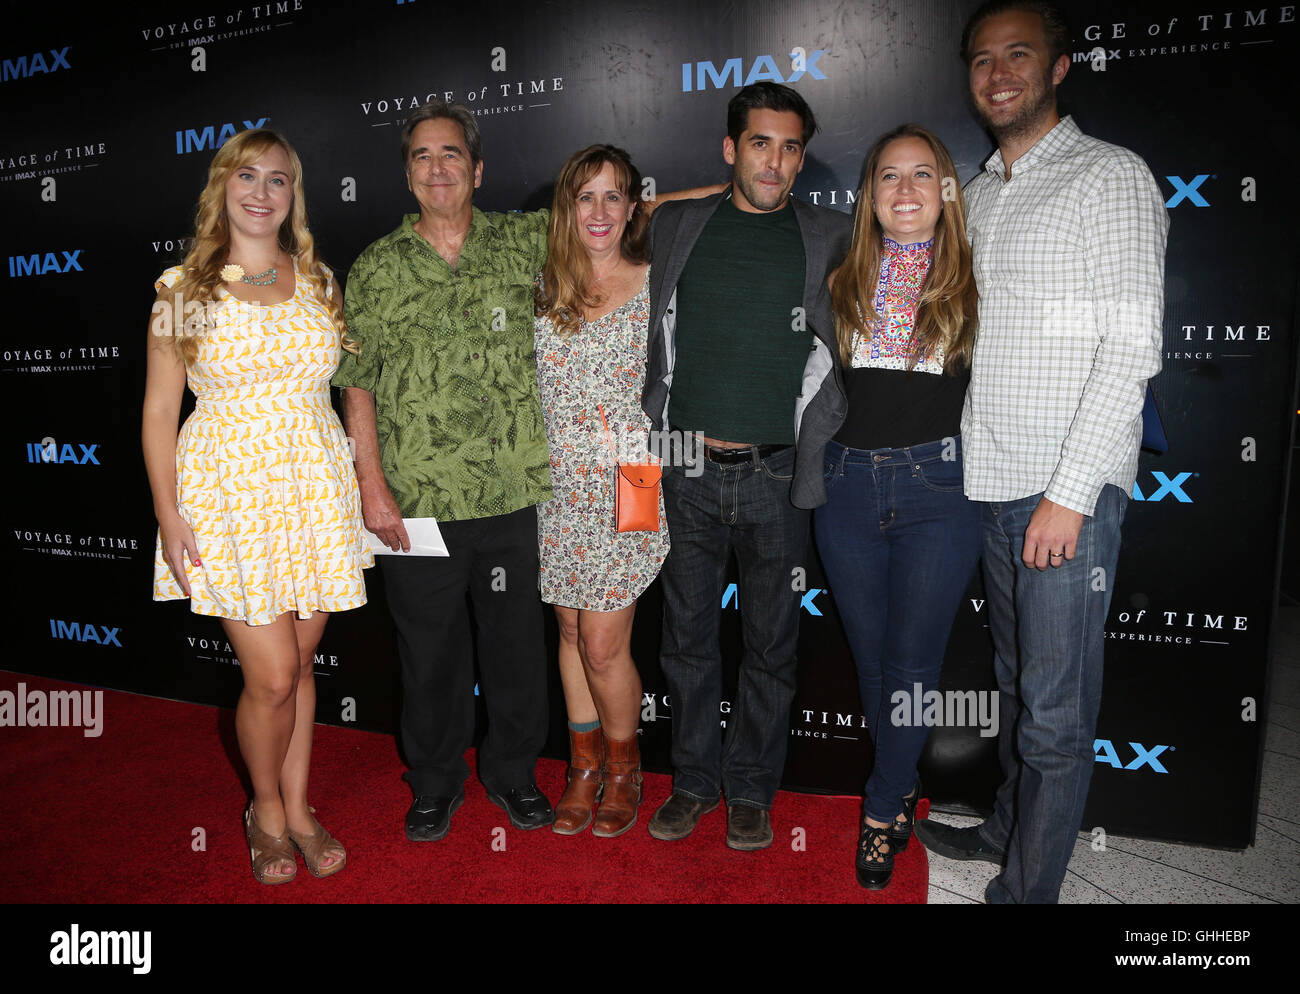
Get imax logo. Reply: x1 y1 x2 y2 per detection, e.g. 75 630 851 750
1131 471 1193 503
174 118 270 155
1165 174 1210 208
8 251 82 277
682 49 826 92
2 48 70 81
721 582 825 616
49 619 122 647
1095 739 1170 773
27 441 99 465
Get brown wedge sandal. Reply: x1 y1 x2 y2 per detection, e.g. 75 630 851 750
245 802 297 885
288 807 347 879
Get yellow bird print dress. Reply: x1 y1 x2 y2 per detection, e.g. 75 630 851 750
152 263 373 625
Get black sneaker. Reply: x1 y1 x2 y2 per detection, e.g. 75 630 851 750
486 783 554 830
913 819 1004 864
405 791 464 842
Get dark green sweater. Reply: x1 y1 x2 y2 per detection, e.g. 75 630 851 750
668 198 808 444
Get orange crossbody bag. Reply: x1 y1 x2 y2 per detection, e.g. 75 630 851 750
598 404 661 532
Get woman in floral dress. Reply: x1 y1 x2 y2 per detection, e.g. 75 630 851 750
533 145 668 838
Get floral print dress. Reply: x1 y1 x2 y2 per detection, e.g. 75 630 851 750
534 273 669 611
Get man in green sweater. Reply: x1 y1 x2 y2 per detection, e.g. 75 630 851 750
643 83 853 850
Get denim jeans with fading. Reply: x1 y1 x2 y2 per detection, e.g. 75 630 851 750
658 444 808 808
977 484 1127 904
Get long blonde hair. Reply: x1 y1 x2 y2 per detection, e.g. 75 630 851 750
168 129 352 363
831 124 978 373
535 144 648 337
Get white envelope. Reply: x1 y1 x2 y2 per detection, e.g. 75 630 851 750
365 517 449 557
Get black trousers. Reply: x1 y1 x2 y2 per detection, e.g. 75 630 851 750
379 505 548 797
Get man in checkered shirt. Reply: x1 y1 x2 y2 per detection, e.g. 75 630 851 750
914 1 1169 903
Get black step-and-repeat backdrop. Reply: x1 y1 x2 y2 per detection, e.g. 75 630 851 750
4 0 1294 849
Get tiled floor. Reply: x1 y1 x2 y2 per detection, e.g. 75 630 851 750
921 604 1300 904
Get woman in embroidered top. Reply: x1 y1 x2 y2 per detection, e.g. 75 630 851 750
141 129 372 884
534 145 669 838
815 124 981 890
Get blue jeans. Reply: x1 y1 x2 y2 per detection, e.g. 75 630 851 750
814 437 981 824
658 444 808 808
977 485 1127 904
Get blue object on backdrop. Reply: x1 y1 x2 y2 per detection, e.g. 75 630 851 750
1141 382 1168 453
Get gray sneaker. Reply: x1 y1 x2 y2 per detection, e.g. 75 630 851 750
913 819 1005 864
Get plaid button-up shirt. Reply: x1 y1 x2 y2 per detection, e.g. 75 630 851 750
960 115 1169 515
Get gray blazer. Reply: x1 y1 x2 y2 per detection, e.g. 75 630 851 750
642 191 854 508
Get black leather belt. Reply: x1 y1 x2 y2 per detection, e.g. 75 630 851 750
703 443 791 464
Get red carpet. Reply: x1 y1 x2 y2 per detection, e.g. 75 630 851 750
0 671 927 903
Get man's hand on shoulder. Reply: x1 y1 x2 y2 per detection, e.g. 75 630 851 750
644 182 729 218
1023 496 1084 571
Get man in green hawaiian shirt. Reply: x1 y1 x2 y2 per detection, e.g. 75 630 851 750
334 101 556 839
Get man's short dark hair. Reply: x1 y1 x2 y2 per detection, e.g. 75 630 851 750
960 0 1073 66
399 100 483 168
726 82 818 148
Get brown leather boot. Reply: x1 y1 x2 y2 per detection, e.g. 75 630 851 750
593 732 642 838
552 726 604 835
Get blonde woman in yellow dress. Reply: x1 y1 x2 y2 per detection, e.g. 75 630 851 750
142 129 373 884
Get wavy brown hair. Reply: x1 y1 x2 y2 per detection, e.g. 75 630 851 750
830 124 978 373
167 128 352 364
535 144 648 337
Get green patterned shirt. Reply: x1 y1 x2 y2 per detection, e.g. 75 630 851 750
333 209 553 521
